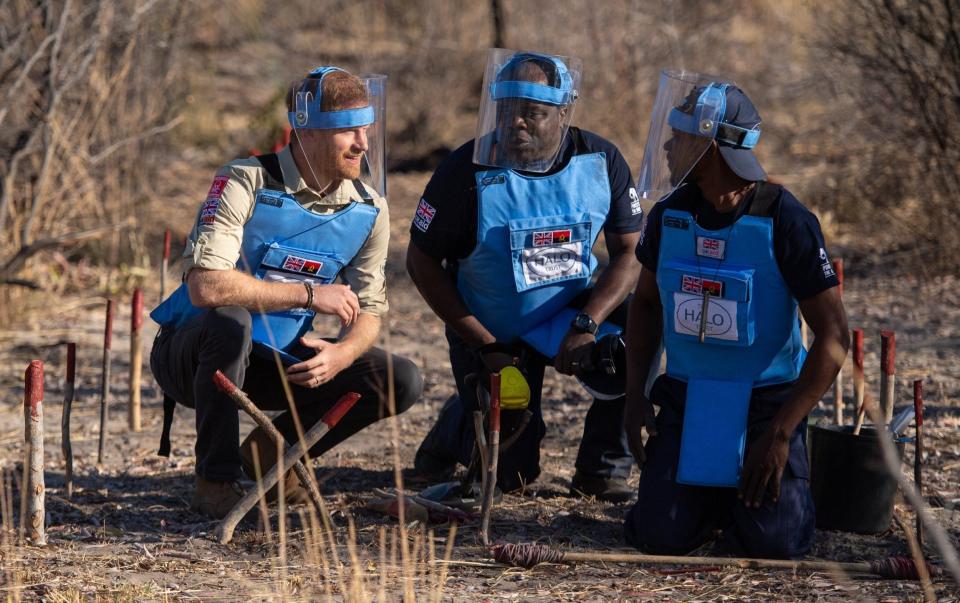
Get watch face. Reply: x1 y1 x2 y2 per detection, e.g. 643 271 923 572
574 313 595 332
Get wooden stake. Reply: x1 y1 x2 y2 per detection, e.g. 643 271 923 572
129 289 143 431
914 379 924 548
490 543 935 579
160 229 170 303
832 260 844 425
215 390 360 544
832 258 844 297
479 373 501 546
880 330 896 426
97 299 114 466
833 367 844 425
852 328 865 429
23 360 46 546
62 343 76 498
472 410 488 494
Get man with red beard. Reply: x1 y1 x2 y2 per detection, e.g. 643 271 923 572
150 67 421 518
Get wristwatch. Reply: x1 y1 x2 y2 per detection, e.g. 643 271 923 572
571 312 598 335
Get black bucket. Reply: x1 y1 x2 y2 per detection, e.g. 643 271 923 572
808 424 905 534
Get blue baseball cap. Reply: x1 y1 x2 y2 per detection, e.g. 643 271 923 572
668 83 767 181
715 86 766 181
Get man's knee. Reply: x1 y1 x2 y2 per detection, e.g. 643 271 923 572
729 487 816 559
391 355 423 414
202 306 252 346
623 496 707 555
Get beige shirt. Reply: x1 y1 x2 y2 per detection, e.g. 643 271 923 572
182 146 389 316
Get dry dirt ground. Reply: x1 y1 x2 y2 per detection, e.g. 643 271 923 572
1 171 960 601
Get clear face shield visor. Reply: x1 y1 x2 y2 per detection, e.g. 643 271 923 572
473 49 581 173
635 70 734 201
288 67 387 196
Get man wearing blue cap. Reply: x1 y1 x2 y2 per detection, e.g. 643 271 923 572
150 67 422 518
622 72 848 557
407 49 644 502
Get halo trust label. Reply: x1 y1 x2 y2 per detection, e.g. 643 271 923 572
672 292 739 341
520 241 584 285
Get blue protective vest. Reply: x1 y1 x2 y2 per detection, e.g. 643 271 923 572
150 163 379 358
655 184 805 486
457 152 611 342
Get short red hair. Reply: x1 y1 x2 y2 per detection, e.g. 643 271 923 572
286 70 368 113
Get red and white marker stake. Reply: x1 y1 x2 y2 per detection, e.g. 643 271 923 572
62 343 76 498
852 328 866 433
97 299 114 466
215 388 361 544
129 288 143 432
880 330 896 426
914 379 924 548
160 229 171 303
833 258 844 297
479 372 502 546
23 360 46 545
832 259 845 425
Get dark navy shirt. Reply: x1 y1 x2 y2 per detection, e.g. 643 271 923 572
639 182 839 419
410 127 642 263
636 182 839 301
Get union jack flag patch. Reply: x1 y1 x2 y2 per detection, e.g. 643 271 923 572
696 236 726 260
532 229 572 247
281 255 322 275
200 197 220 225
681 274 724 297
413 198 436 233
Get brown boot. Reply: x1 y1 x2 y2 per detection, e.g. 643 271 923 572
239 426 309 504
190 476 245 519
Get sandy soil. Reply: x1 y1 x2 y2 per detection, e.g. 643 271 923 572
1 172 959 601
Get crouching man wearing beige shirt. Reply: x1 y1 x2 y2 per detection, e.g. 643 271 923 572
150 66 422 518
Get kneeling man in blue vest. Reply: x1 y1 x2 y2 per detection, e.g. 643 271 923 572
623 72 849 558
150 67 422 519
408 49 644 502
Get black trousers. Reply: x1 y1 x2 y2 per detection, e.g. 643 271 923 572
623 376 816 559
415 290 634 492
150 306 423 482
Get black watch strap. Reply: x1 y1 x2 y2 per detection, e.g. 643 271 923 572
572 312 598 335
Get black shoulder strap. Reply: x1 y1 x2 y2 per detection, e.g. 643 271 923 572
746 181 781 218
255 153 285 191
569 126 588 155
352 179 375 205
157 394 177 457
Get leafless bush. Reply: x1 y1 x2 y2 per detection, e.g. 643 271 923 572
0 0 186 294
818 0 960 271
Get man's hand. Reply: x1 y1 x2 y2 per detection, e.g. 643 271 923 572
624 396 658 467
311 284 359 327
738 426 791 508
554 330 596 375
286 336 355 387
